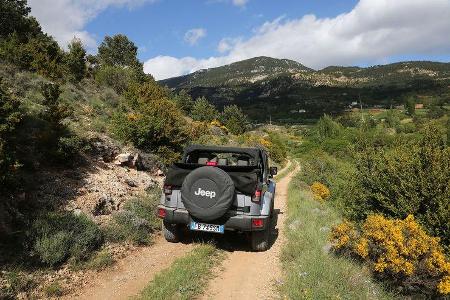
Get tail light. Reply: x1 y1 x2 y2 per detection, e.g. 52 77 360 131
157 208 166 218
207 161 217 166
163 184 172 195
252 218 264 228
252 189 262 203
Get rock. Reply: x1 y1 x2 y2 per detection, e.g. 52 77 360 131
125 179 137 187
114 153 132 165
92 194 115 215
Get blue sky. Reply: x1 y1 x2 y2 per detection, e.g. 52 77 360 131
29 0 450 79
84 0 359 61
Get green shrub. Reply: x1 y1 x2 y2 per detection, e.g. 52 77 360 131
0 81 22 187
349 125 450 248
314 114 342 142
112 82 188 163
65 38 86 83
1 270 36 299
104 191 160 245
83 250 115 270
190 97 219 122
95 65 137 94
31 212 103 266
219 105 249 135
44 282 64 297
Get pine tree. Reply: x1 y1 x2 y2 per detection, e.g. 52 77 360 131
65 38 86 83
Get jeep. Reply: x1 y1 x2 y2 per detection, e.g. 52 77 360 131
157 144 278 251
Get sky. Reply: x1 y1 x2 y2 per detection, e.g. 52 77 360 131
28 0 450 80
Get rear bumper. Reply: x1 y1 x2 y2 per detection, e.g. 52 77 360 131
158 205 269 232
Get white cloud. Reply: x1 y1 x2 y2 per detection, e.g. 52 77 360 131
232 0 248 7
217 37 241 53
184 28 207 46
27 0 154 49
145 0 450 80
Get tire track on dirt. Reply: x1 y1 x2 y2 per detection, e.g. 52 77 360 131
69 235 194 300
201 161 299 300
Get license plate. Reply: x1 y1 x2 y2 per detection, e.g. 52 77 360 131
190 221 224 234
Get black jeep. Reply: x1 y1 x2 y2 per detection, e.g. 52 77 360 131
157 145 277 251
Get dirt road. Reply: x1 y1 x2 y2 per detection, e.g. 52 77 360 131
71 161 297 300
201 161 298 300
71 237 194 300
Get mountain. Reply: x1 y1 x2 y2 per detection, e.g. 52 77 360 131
160 57 450 122
161 56 312 88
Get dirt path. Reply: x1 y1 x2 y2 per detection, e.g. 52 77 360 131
70 235 194 300
201 161 299 300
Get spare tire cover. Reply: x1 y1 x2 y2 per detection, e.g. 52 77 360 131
181 166 235 221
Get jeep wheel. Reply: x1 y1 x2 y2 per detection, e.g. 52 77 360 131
251 227 270 251
162 221 182 243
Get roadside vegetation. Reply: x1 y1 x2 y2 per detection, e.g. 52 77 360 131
139 244 222 300
282 181 394 299
0 1 288 297
284 106 450 297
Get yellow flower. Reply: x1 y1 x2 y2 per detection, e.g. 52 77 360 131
311 182 330 201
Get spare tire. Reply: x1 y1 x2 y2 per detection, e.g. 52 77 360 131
181 166 235 221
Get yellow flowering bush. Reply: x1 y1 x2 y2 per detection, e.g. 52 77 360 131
330 214 450 295
311 182 330 201
329 219 357 251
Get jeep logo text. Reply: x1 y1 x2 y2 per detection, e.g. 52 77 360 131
194 188 216 199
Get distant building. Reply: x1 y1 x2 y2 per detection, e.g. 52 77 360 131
351 101 358 106
415 103 424 109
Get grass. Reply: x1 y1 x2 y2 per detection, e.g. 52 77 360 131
44 281 64 297
138 244 223 300
82 249 115 270
280 174 395 299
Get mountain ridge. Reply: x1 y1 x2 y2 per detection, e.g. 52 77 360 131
160 56 450 122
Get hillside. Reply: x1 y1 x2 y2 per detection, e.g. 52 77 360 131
161 57 450 122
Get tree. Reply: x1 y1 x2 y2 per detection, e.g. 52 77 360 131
219 104 248 135
40 83 70 130
96 34 147 89
65 38 86 83
98 34 140 68
172 90 194 114
112 81 188 164
0 81 22 187
0 0 41 40
404 96 416 116
190 97 219 122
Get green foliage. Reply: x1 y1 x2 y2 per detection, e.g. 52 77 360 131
384 109 401 128
1 270 36 299
0 0 41 40
219 104 248 135
30 212 103 266
0 82 22 187
172 90 194 114
40 83 69 128
139 244 221 300
190 96 219 122
349 125 450 247
43 282 64 297
112 81 188 163
404 96 416 116
104 191 160 245
82 250 115 270
65 38 86 83
98 34 139 68
314 114 342 141
281 181 394 300
95 65 138 94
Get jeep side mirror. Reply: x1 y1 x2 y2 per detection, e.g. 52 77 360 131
269 167 278 176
